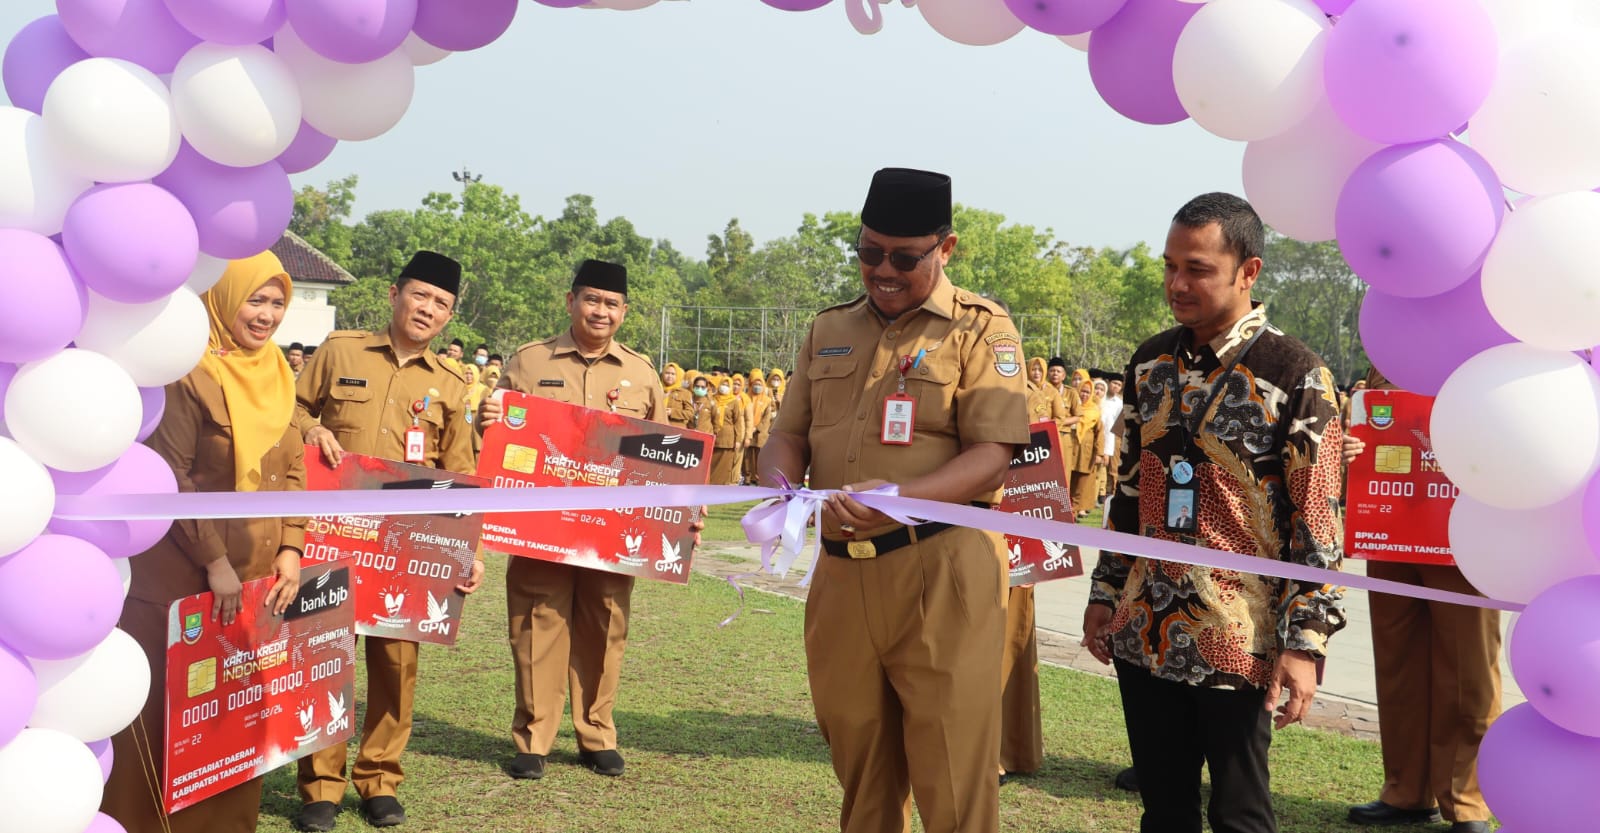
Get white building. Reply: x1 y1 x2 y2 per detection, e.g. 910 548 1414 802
269 230 355 350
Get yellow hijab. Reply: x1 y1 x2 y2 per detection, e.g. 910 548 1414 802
1073 369 1101 443
1027 357 1047 385
712 373 739 409
662 362 684 392
748 371 773 415
198 252 296 492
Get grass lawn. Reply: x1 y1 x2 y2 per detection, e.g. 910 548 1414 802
254 549 1392 833
700 501 1103 546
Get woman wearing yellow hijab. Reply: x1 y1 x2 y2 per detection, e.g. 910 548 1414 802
1070 368 1102 519
661 362 684 392
766 368 786 410
709 373 745 484
744 371 776 484
104 251 309 833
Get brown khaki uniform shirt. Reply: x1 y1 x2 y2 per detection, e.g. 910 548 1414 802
498 330 666 426
132 369 308 605
1026 380 1068 431
294 329 475 475
771 278 1030 540
666 388 719 434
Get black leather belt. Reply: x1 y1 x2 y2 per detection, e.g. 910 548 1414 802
822 522 955 559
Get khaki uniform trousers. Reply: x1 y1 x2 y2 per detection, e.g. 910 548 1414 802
104 598 266 833
1369 561 1502 823
1000 585 1043 775
298 636 419 802
711 447 740 485
507 556 634 754
806 526 1006 833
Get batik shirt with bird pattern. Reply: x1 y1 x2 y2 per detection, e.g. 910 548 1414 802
1089 304 1346 690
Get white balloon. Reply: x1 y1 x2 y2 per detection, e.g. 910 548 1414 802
0 728 102 833
1058 32 1092 52
1243 95 1383 242
171 42 303 168
41 58 181 184
73 289 209 388
918 0 1026 46
183 252 229 294
28 629 150 742
401 32 450 66
272 25 415 142
1450 492 1599 604
114 556 131 600
1469 32 1600 195
5 350 141 473
1481 191 1600 351
1172 0 1329 141
1432 344 1600 510
0 108 92 237
0 437 54 559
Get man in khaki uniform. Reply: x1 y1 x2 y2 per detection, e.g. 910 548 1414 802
759 168 1029 833
478 259 673 781
292 251 483 832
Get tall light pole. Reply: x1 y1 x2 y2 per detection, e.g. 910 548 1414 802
451 166 481 205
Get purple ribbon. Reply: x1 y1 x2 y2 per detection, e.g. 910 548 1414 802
52 483 1520 612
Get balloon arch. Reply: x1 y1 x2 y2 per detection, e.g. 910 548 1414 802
1 0 1599 830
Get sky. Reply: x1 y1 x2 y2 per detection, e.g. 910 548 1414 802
1 1 1247 256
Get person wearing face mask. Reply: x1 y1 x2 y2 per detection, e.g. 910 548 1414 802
682 376 719 435
745 372 775 482
474 344 490 367
766 369 786 411
1070 369 1102 520
710 374 745 485
292 251 482 831
103 251 307 833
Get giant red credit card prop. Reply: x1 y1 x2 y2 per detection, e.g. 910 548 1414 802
476 392 712 583
1344 389 1456 565
164 559 356 813
1002 422 1084 586
302 449 488 644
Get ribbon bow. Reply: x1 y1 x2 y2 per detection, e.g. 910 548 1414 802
739 476 917 587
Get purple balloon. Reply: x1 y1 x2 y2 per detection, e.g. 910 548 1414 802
1002 0 1127 35
0 534 122 660
276 120 337 174
86 738 113 783
1480 703 1600 831
48 443 176 559
62 184 198 304
1324 0 1498 145
153 145 293 260
136 385 167 442
163 0 286 45
84 813 127 833
2 16 91 114
528 0 587 6
1512 575 1600 737
0 231 87 363
1087 0 1198 125
56 0 200 74
1336 140 1504 299
759 0 834 9
1358 273 1515 396
0 641 36 747
1315 0 1354 12
413 0 518 51
285 0 415 64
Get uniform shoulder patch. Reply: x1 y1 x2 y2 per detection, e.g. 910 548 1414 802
984 332 1020 344
991 341 1021 377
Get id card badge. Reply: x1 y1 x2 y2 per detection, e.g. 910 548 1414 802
1164 459 1199 533
404 426 426 463
881 393 915 445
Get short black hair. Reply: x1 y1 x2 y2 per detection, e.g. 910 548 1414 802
287 342 304 352
475 344 488 353
488 353 503 362
449 338 464 348
1172 192 1264 265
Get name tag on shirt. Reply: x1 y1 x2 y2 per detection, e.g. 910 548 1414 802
538 379 565 387
404 427 426 463
881 394 915 445
336 377 367 387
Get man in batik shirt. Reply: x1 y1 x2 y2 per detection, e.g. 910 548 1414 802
1081 193 1345 833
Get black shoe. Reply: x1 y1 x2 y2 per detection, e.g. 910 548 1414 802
1449 823 1490 833
1347 800 1442 826
361 795 407 828
294 801 339 833
579 748 625 776
1113 766 1138 792
999 772 1010 786
508 752 546 780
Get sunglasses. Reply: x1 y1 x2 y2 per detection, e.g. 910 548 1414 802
855 238 944 272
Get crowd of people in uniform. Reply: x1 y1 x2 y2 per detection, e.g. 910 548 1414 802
97 166 1492 833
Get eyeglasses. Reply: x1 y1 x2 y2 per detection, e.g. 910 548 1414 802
856 238 945 272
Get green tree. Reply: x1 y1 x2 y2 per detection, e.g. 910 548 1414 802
1257 234 1368 385
289 174 358 265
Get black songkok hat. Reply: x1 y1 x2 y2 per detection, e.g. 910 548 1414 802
1047 356 1068 370
572 259 628 295
399 250 462 297
861 167 953 237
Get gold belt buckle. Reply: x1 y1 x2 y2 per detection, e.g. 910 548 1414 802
846 540 877 559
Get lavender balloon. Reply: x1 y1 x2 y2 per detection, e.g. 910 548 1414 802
284 0 416 64
1 16 90 114
56 0 200 74
1315 0 1353 11
84 813 127 833
1336 140 1504 298
413 0 520 51
136 385 167 442
1324 0 1498 145
0 641 35 747
1479 703 1600 831
759 0 834 10
1003 0 1127 35
1358 273 1515 396
0 534 122 660
276 121 337 174
1512 575 1600 737
163 0 287 45
86 738 112 783
62 184 198 304
153 145 293 260
48 443 176 559
1584 474 1600 570
1088 0 1199 125
0 231 87 363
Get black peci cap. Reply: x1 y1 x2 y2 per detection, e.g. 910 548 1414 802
399 250 462 297
572 259 627 295
861 167 953 238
